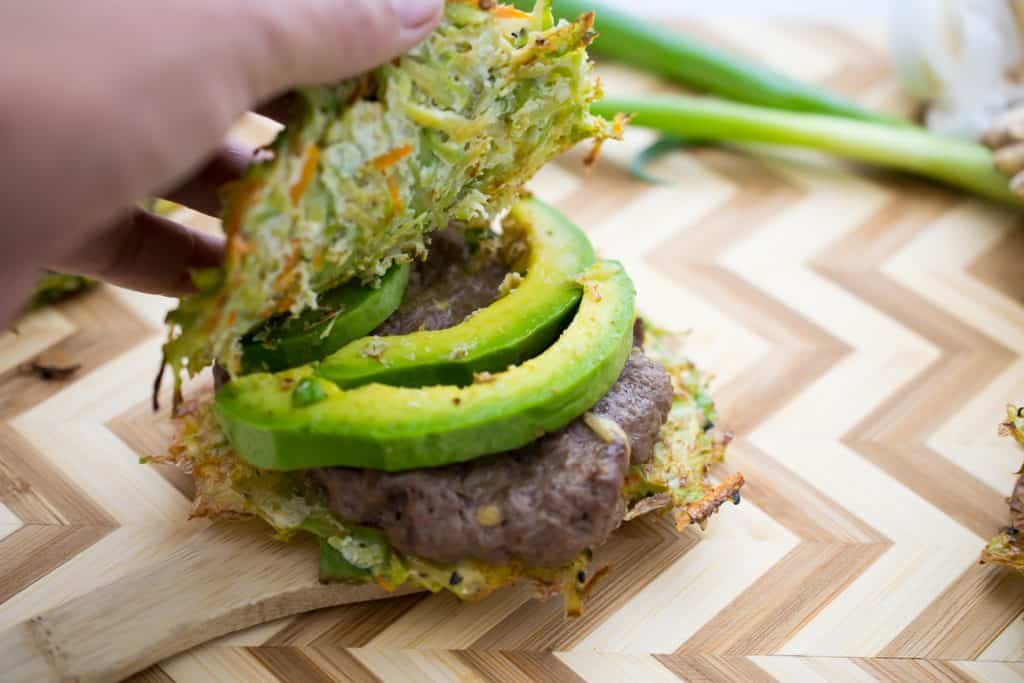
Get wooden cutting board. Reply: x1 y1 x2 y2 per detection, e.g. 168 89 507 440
4 20 1024 683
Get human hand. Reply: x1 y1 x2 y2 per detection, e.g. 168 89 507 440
0 0 443 326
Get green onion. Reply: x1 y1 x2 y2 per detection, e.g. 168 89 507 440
593 95 1020 206
516 0 901 125
628 135 693 185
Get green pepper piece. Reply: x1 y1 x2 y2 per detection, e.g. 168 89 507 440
316 198 595 389
241 263 410 374
28 272 95 309
214 261 635 472
319 538 370 582
318 526 390 582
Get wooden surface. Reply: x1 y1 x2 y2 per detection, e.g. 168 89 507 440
4 21 1024 683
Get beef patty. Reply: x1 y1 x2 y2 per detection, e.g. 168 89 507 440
315 228 673 568
373 227 510 335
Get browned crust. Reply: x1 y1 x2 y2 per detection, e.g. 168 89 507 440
678 473 746 532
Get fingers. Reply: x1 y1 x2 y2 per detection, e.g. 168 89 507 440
0 268 46 331
235 0 445 101
128 0 445 219
164 137 270 216
1 0 445 309
254 94 298 125
53 210 225 297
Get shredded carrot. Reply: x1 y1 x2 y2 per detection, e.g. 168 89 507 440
584 113 629 167
492 5 531 19
272 295 296 315
579 565 612 600
229 234 252 257
289 145 321 204
204 292 230 332
612 111 630 138
273 241 303 293
345 73 377 106
367 145 412 214
385 174 404 213
446 2 529 21
370 144 413 172
374 576 395 592
222 179 263 240
583 139 604 167
225 311 237 328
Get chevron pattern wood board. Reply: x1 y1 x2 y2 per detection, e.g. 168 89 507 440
3 20 1024 683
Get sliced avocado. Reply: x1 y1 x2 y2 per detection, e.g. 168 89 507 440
214 261 635 472
317 198 596 389
241 263 410 374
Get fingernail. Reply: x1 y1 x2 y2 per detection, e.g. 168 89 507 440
391 0 441 29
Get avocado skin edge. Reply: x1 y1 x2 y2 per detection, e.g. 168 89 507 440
240 263 411 374
214 261 636 472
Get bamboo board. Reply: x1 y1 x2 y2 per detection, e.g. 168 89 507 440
4 20 1024 683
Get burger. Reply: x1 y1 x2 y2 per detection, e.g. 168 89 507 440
153 0 743 614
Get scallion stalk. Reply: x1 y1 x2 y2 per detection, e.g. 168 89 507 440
592 95 1020 206
516 0 902 125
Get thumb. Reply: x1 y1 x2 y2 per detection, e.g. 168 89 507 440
236 0 445 101
0 0 446 320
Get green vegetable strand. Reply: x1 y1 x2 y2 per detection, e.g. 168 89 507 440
593 95 1021 206
29 272 95 309
515 0 901 125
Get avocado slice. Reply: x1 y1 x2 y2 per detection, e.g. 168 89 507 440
214 261 635 472
317 199 596 389
241 263 410 374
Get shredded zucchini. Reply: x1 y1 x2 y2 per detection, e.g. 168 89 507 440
625 323 742 530
163 0 612 384
981 404 1024 573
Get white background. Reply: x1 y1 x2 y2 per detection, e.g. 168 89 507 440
599 0 892 23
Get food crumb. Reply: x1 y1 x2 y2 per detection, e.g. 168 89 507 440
498 271 524 297
361 337 388 360
448 343 471 361
20 360 81 381
475 504 502 527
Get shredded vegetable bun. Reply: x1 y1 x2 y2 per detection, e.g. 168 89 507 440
163 0 614 385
